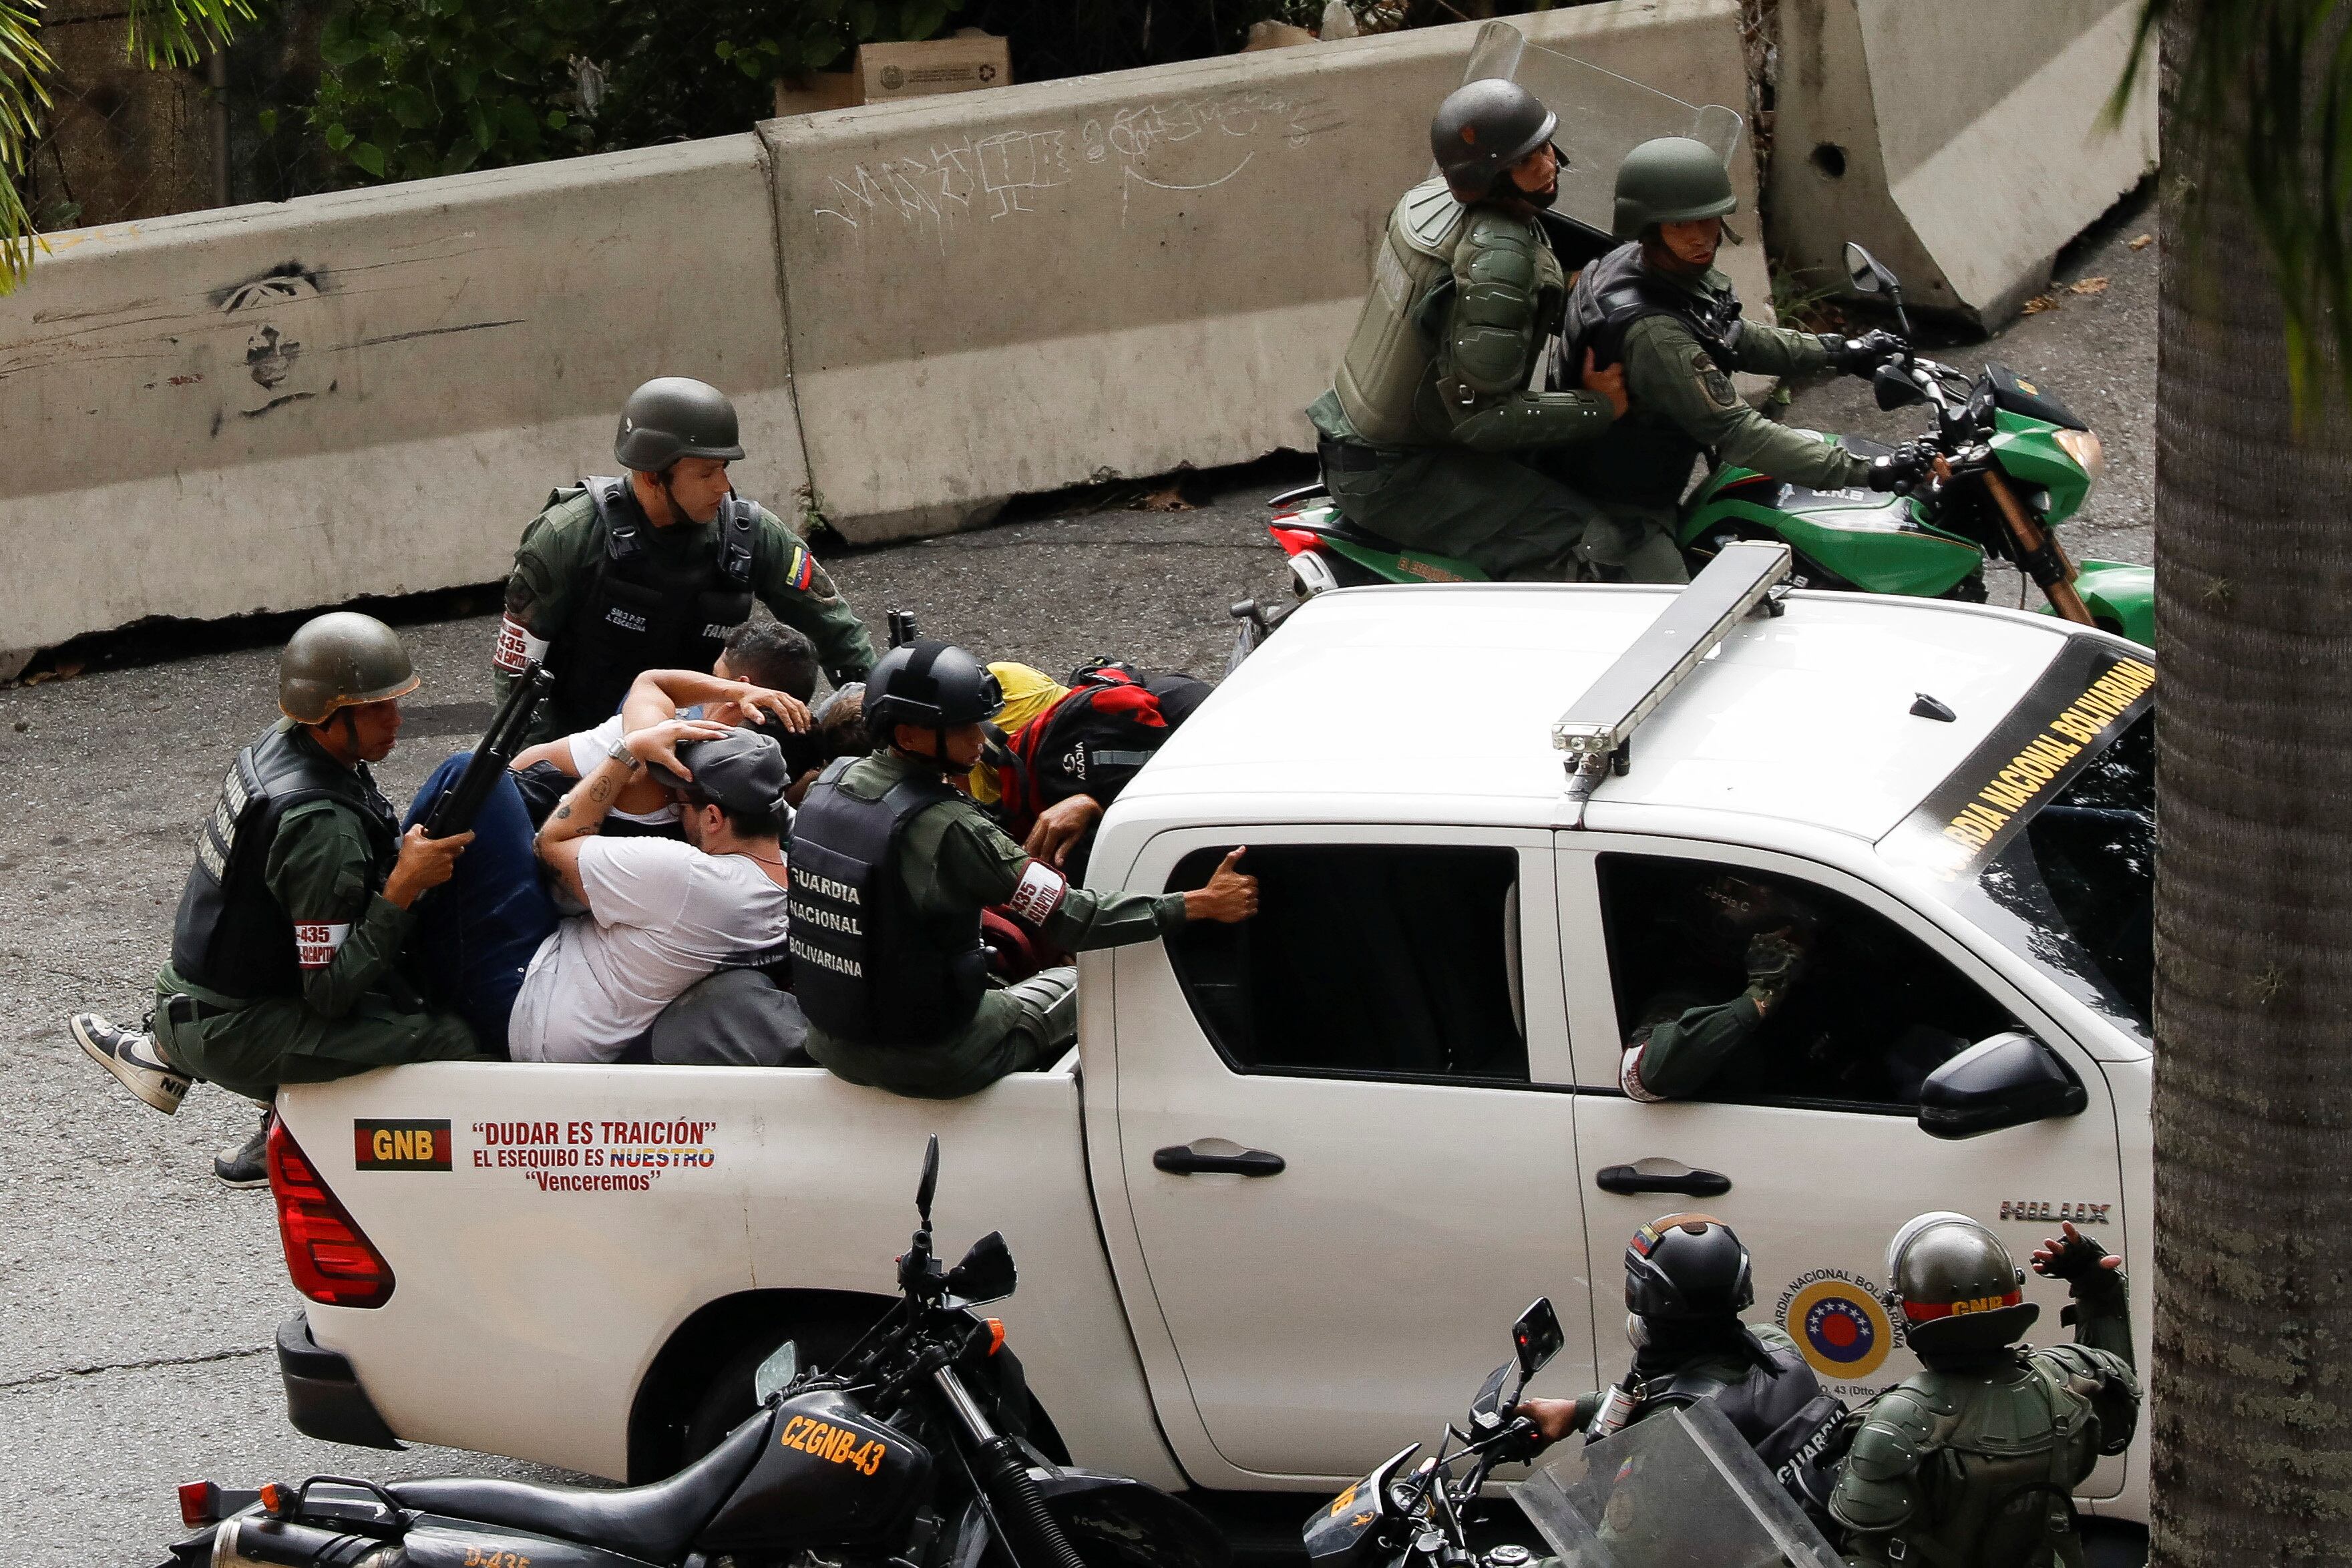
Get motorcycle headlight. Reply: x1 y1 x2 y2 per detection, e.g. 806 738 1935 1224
2053 428 2105 481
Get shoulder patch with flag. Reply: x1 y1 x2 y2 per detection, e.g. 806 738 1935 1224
787 544 818 593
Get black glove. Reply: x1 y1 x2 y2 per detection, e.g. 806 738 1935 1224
1867 441 1936 493
1821 329 1907 375
2031 1227 2121 1286
1742 932 1806 1014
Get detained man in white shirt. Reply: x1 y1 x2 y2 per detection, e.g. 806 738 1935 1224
508 622 820 837
508 721 802 1064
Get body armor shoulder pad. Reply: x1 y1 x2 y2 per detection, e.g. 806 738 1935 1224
1458 206 1541 266
1947 1360 2076 1457
1398 176 1468 258
1828 1389 1937 1534
1843 1386 1941 1481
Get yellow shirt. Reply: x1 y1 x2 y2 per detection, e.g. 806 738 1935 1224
968 662 1070 805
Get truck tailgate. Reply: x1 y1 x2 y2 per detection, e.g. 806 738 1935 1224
278 1060 1169 1484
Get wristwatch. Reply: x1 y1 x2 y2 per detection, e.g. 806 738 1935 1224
608 738 641 769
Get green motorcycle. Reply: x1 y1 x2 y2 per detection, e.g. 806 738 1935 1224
1239 242 2151 657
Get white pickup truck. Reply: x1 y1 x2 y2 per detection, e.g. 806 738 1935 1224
269 548 2156 1539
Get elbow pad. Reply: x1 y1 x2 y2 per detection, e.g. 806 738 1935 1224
1447 216 1551 396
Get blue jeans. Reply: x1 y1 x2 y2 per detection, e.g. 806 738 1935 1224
403 754 559 1054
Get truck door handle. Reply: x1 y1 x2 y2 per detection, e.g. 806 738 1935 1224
1595 1163 1731 1197
1153 1144 1286 1177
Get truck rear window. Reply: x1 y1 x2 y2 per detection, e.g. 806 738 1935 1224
1163 844 1527 1083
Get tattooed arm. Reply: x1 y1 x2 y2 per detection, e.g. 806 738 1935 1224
534 717 723 902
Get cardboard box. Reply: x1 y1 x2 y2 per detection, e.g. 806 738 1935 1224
773 72 861 118
855 35 1012 104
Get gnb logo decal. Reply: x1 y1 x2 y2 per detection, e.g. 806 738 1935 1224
355 1119 453 1171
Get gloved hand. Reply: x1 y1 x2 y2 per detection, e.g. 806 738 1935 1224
1742 931 1806 1015
2031 1221 2122 1286
1821 328 1907 375
1867 440 1937 494
2032 1221 2127 1318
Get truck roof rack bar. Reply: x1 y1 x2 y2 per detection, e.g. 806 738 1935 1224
1555 540 1792 820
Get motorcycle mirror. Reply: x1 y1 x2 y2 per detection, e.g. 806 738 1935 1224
1843 240 1893 297
1512 1297 1565 1380
1843 240 1915 339
945 1229 1019 1304
915 1134 940 1229
1873 363 1925 411
1469 1362 1515 1427
753 1338 801 1405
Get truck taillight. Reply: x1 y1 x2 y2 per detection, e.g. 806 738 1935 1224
268 1119 396 1308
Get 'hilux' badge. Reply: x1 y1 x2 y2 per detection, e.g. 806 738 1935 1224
355 1118 453 1171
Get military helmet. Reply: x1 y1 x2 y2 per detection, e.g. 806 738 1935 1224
278 612 419 725
1430 79 1557 198
866 641 1004 743
1886 1211 2039 1355
614 377 747 472
1612 136 1737 239
1625 1213 1754 1320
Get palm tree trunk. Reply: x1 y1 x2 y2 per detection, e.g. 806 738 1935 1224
2152 7 2352 1563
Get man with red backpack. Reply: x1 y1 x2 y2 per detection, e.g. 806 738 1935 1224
972 658 1212 879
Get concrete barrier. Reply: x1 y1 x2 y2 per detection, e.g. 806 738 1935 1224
0 137 807 666
765 0 1766 542
0 1 1762 652
1768 0 2158 324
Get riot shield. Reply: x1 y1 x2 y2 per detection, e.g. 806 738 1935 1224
1456 19 1745 241
1514 1400 1842 1568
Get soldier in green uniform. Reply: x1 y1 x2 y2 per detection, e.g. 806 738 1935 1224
71 614 484 1182
1519 1215 1840 1479
494 377 875 747
1305 80 1632 581
1557 138 1926 578
1617 873 1813 1103
789 640 1259 1099
1830 1214 2140 1568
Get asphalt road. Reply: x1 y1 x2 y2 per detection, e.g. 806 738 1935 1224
0 204 2155 1567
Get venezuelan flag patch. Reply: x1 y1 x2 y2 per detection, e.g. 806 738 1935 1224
787 545 817 592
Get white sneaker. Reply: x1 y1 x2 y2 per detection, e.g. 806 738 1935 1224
72 1013 190 1115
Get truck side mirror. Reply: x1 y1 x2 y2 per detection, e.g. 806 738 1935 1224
1917 1032 2086 1139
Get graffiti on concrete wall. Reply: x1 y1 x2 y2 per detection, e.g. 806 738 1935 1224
811 85 1346 242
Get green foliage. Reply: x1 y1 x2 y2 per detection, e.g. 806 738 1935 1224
1 0 251 292
0 0 54 288
126 0 257 69
2124 0 2352 415
307 0 963 185
309 0 597 183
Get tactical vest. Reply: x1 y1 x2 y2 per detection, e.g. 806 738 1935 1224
1332 178 1471 445
547 477 758 733
1625 1340 1826 1453
1557 241 1750 509
170 723 400 1001
787 760 991 1045
1856 1352 2110 1568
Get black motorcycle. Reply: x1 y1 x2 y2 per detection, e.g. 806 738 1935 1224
1302 1299 1566 1568
169 1137 1228 1568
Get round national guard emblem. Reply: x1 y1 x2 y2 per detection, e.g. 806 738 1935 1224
1781 1274 1896 1379
880 65 906 89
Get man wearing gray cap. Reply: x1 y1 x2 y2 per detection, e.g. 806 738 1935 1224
510 717 797 1062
